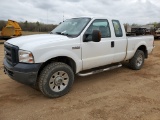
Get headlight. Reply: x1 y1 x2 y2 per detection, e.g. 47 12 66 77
18 50 34 63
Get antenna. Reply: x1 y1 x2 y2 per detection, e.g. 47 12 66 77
63 11 64 22
47 9 48 24
47 9 49 32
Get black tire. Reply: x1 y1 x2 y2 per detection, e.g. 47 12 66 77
38 62 74 98
129 50 145 70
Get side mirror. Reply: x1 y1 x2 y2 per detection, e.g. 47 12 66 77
83 30 101 42
92 30 101 42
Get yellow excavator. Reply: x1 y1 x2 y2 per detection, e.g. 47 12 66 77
0 20 22 40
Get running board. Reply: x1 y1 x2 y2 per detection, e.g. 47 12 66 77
77 64 122 77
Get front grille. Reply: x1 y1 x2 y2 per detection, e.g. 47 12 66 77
4 43 19 66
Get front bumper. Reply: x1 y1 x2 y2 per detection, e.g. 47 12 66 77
3 58 42 86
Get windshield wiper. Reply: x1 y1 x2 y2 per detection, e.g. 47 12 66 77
56 32 62 35
63 33 74 37
55 32 72 37
55 32 66 35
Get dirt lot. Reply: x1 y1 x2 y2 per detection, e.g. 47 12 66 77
0 39 160 120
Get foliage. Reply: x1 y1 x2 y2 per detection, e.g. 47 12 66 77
0 20 57 32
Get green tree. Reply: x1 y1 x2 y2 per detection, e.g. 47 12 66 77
153 22 157 27
36 21 40 31
24 21 28 31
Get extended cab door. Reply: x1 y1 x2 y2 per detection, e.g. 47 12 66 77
81 19 114 70
112 20 127 63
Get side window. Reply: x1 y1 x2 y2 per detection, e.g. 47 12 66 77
112 20 123 37
85 19 111 40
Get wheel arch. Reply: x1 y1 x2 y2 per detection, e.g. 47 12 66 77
137 45 148 58
37 56 77 82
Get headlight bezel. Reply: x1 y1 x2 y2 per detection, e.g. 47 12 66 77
18 50 34 63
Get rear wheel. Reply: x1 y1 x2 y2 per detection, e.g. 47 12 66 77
38 62 74 98
129 50 145 70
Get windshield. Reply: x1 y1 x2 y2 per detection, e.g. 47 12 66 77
51 18 91 37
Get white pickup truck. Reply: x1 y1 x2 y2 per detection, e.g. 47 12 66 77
3 17 154 98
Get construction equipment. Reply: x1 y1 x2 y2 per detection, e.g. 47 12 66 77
0 20 22 40
125 24 155 36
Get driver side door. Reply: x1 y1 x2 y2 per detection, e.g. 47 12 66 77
81 19 114 70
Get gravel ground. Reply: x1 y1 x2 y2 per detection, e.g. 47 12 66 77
0 39 160 120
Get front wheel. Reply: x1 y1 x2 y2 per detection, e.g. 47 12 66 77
38 62 74 98
129 50 145 70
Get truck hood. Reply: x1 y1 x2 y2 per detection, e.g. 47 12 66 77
7 34 73 50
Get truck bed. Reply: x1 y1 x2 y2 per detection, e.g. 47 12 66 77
125 35 154 60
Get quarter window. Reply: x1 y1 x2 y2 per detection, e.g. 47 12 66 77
112 20 123 37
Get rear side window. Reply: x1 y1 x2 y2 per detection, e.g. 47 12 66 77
112 20 123 37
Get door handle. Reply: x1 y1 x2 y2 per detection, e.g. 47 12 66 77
111 41 114 48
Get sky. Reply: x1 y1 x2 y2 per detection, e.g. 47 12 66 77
0 0 160 25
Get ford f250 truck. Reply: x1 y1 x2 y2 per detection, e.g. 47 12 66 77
3 17 154 98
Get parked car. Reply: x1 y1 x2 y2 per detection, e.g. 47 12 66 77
154 28 160 39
